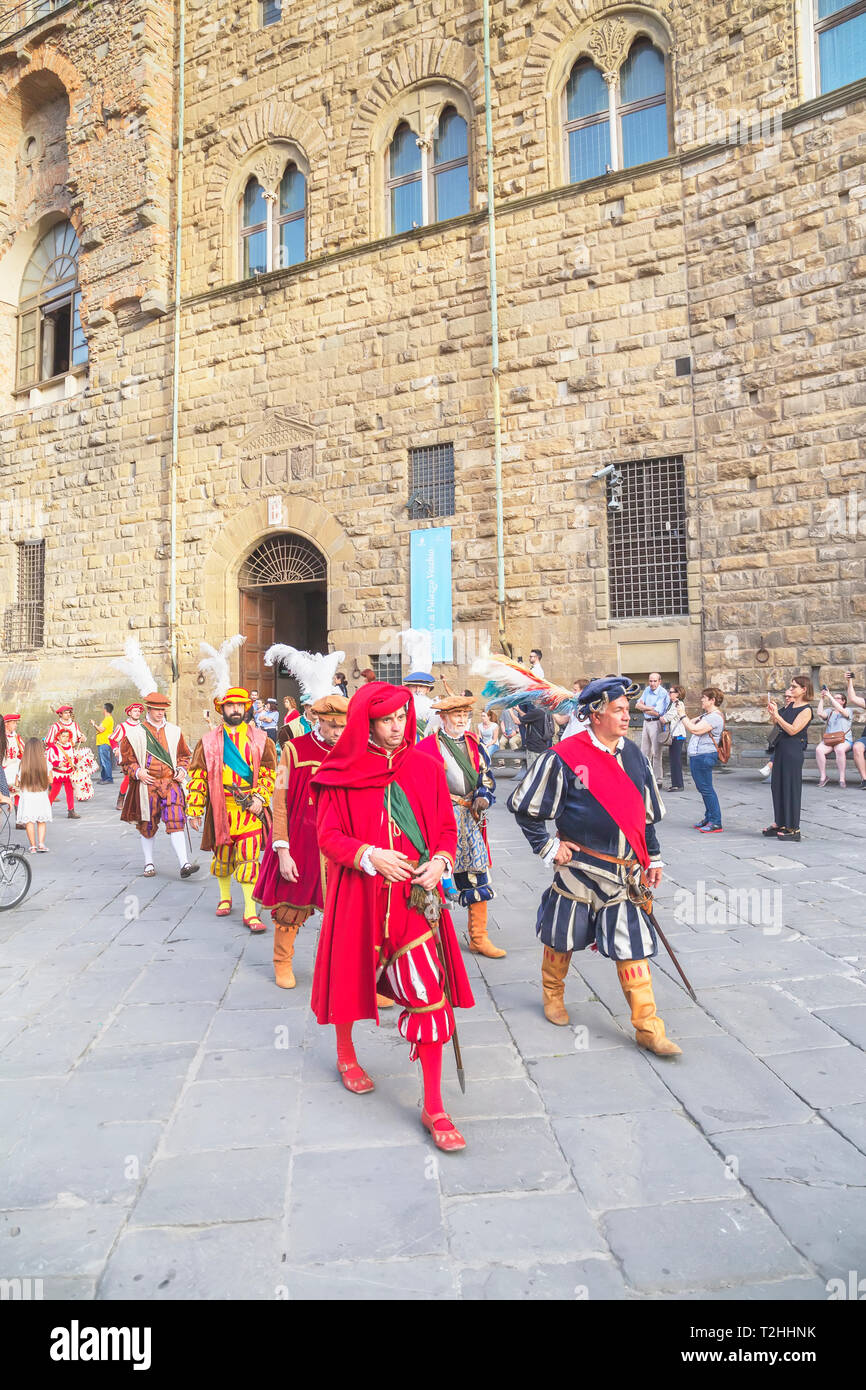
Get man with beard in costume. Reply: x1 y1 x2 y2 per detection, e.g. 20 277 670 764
186 688 277 929
310 683 474 1152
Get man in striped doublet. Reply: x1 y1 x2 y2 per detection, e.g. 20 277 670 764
507 675 682 1058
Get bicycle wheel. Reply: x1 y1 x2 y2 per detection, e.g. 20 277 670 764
0 850 32 910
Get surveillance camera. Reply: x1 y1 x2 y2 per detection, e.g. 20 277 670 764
592 464 617 480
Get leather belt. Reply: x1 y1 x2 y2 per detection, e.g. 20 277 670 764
561 840 638 870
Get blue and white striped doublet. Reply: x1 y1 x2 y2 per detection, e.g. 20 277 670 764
507 738 665 961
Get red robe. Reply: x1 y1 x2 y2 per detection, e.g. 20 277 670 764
254 730 328 911
310 740 474 1027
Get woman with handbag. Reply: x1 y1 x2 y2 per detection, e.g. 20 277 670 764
815 690 852 787
660 684 687 790
764 677 814 841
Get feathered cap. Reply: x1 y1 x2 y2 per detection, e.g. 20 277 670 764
110 638 161 702
198 635 246 711
264 645 347 706
400 629 434 685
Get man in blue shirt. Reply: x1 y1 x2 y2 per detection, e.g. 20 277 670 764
635 672 670 783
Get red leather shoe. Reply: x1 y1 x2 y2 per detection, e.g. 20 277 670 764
337 1061 375 1094
244 914 266 933
215 900 232 916
421 1109 466 1152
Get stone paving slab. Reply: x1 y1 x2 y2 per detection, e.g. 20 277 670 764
2 775 865 1299
603 1199 810 1293
99 1220 284 1300
705 1122 866 1279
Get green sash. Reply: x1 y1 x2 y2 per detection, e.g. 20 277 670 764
386 782 429 865
223 728 253 784
144 726 175 772
440 733 478 791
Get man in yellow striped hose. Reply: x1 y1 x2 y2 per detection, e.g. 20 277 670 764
186 687 277 930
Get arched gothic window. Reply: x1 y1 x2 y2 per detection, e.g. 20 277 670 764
564 37 669 184
386 101 470 235
17 221 87 391
239 160 307 280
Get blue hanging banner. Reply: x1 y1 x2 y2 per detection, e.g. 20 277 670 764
410 528 453 663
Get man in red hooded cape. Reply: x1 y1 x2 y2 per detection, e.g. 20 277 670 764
310 682 474 1152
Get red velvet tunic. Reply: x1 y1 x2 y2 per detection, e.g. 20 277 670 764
310 741 474 1028
254 731 328 912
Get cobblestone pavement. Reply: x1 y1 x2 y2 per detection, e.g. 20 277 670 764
1 766 864 1301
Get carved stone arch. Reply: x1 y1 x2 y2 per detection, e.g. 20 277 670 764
520 1 675 104
520 2 676 189
346 36 481 167
0 45 83 103
204 99 327 215
205 101 325 281
197 495 358 668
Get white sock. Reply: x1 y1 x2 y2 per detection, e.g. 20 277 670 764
141 837 155 867
168 831 188 867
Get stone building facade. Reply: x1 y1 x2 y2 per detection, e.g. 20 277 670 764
0 0 863 732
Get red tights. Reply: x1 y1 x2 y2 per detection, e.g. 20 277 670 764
334 1025 452 1131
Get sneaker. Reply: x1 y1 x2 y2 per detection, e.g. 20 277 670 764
699 824 724 833
693 820 709 829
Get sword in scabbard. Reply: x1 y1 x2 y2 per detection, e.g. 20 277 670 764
431 916 466 1094
559 839 697 1003
643 903 697 1002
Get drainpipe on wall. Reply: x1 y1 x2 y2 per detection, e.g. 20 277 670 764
168 0 186 716
482 0 509 655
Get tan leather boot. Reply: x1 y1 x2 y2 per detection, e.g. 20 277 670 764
467 901 506 959
616 959 682 1057
273 922 300 989
541 947 572 1025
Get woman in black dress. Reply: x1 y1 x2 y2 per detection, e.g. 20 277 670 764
763 677 814 841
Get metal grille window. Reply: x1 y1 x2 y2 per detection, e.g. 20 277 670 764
371 654 402 684
607 457 688 619
5 541 45 650
408 444 455 519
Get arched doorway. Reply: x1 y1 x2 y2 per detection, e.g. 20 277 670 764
238 533 327 703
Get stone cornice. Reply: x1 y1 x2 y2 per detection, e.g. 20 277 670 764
182 79 866 312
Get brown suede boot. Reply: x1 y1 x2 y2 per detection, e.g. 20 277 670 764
541 946 572 1025
467 900 506 958
273 922 300 989
616 959 682 1057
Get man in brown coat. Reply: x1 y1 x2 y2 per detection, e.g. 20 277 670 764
119 692 197 879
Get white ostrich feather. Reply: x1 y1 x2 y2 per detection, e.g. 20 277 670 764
110 638 159 698
198 634 246 701
400 628 433 674
265 645 346 704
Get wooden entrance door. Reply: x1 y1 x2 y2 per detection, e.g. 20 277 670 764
239 589 276 698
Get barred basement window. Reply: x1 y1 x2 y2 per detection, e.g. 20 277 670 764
5 540 45 651
607 457 688 619
408 443 455 519
371 654 402 684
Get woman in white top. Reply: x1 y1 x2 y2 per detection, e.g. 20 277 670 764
815 690 853 788
477 710 499 753
660 684 688 791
